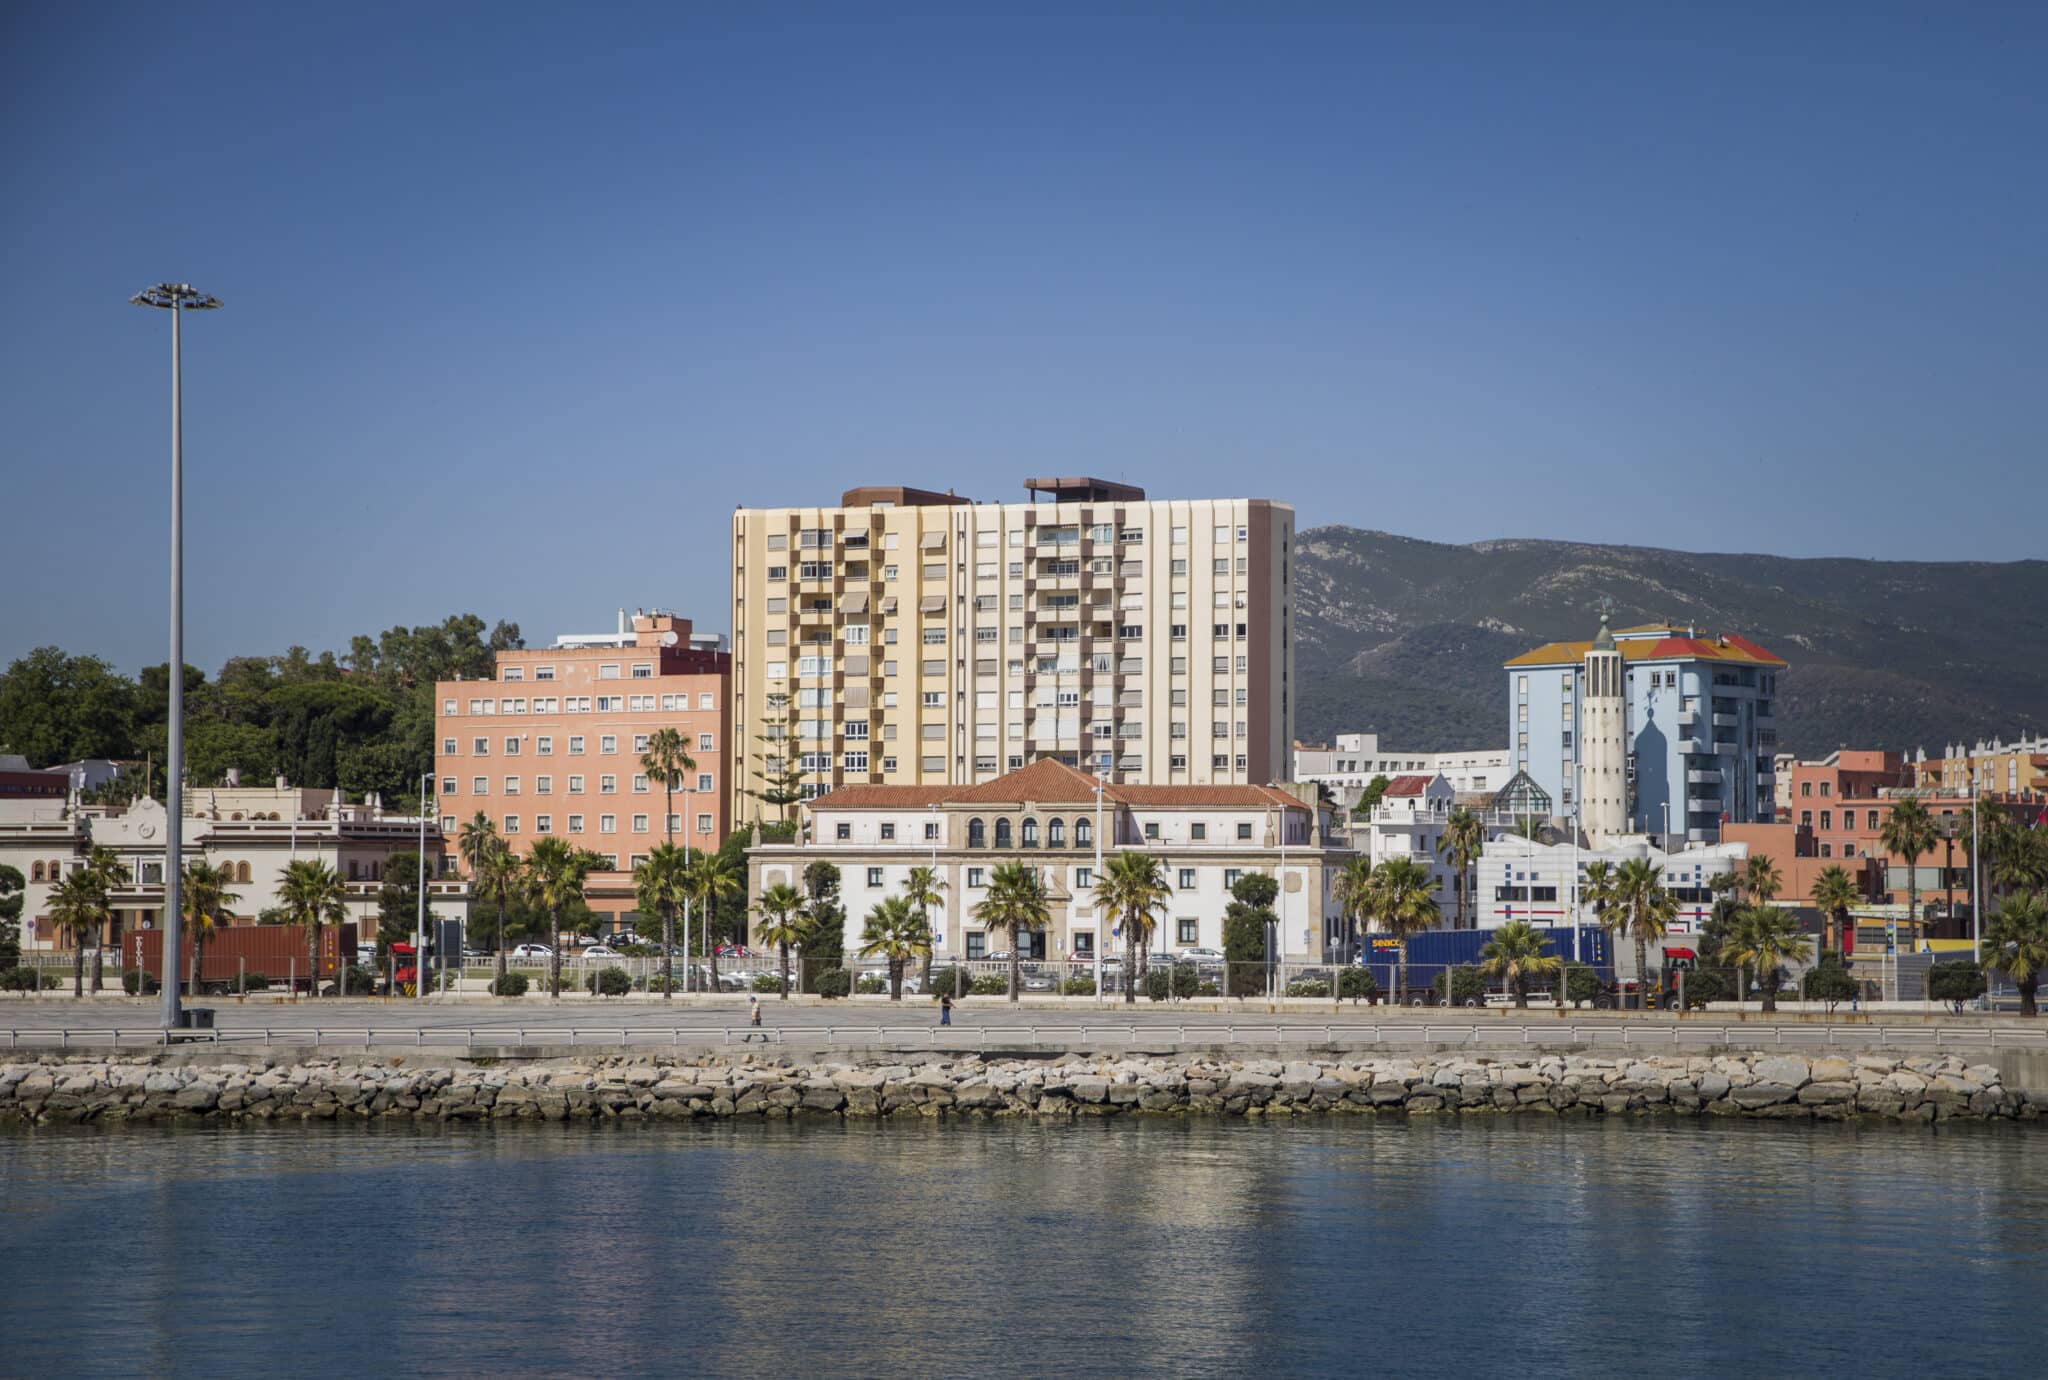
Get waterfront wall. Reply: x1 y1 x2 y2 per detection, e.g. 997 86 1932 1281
3 1050 2044 1125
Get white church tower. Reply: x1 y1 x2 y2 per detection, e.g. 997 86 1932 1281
1579 612 1628 846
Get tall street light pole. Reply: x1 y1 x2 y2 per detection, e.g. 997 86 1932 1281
131 284 219 1030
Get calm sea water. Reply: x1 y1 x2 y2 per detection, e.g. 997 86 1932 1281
3 1117 2042 1379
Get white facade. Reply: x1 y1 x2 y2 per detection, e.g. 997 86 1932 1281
746 759 1350 960
1475 833 1749 933
2 791 462 954
1357 774 1459 905
1579 633 1628 845
1293 734 1510 808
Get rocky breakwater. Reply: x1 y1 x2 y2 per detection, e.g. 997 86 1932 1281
0 1051 2041 1126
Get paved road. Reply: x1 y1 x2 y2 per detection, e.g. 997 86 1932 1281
5 996 2045 1055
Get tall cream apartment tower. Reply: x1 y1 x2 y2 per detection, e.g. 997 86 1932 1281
731 477 1295 823
1578 613 1629 846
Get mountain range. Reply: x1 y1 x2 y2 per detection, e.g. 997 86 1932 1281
1292 528 2048 759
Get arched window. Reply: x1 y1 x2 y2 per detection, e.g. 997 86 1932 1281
1047 818 1066 848
49 859 61 881
1020 818 1039 848
994 818 1013 848
237 862 252 884
1075 816 1093 847
30 862 43 883
968 818 986 848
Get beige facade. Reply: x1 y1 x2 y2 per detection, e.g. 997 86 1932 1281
730 479 1295 825
744 759 1347 962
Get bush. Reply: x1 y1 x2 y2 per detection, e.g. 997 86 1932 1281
1062 976 1097 996
1338 967 1379 1002
492 972 530 997
585 967 631 997
855 974 889 995
337 967 377 996
1285 978 1331 998
1197 981 1219 996
1428 966 1487 1005
1925 961 1984 1007
751 972 784 994
814 968 852 998
969 974 1009 996
926 967 965 998
120 969 162 996
1564 964 1602 1007
1146 962 1200 1002
1677 968 1731 1008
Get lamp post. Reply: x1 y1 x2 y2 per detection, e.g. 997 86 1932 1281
416 774 430 999
131 283 219 1030
682 783 694 990
1092 775 1105 1006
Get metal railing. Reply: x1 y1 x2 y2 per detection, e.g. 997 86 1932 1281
8 1022 2048 1052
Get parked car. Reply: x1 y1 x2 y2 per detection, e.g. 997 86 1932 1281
509 943 553 959
1022 973 1057 993
579 945 626 960
1065 949 1098 963
1176 947 1224 962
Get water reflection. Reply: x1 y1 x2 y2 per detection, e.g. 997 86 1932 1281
4 1118 2044 1379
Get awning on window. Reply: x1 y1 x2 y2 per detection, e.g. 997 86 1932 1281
920 532 946 550
880 597 899 614
840 591 868 614
919 595 945 613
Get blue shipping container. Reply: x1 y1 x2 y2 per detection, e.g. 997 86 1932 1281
1355 926 1611 992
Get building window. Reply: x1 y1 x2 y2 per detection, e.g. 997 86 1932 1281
1236 822 1253 840
1075 817 1093 847
1047 818 1066 848
1178 918 1199 945
504 815 520 834
535 815 552 834
599 815 616 833
1144 822 1160 841
568 814 584 833
1021 818 1039 848
600 775 617 793
968 818 986 848
995 819 1014 848
1191 823 1206 841
966 931 988 959
881 823 896 841
632 814 649 833
1178 868 1196 889
1223 868 1242 888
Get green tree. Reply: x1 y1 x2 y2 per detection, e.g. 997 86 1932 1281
1742 854 1783 904
1349 774 1392 819
798 860 845 992
0 647 138 765
458 812 518 985
524 837 601 998
46 870 110 997
1724 906 1812 1013
1878 795 1938 930
977 861 1053 1002
859 895 933 1001
634 843 692 998
1092 852 1172 1006
1330 855 1375 963
1983 892 2048 1017
0 864 23 970
1607 858 1677 1010
744 704 808 824
278 859 347 997
639 727 695 847
180 859 239 997
753 882 809 999
1436 807 1486 930
683 851 742 991
374 851 429 955
1222 871 1278 998
1925 960 1986 1013
1809 865 1860 959
1366 855 1440 1003
1477 919 1562 1007
1580 861 1615 928
902 864 947 993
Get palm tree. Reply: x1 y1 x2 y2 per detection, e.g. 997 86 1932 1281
180 859 239 997
1990 825 2048 904
1331 854 1376 964
457 812 515 985
902 864 947 992
523 836 598 998
1878 795 1938 936
1366 855 1439 1003
1724 905 1812 1013
1091 852 1171 1006
278 859 347 997
1810 864 1859 959
1984 891 2048 1017
753 882 809 999
1608 858 1677 1010
634 843 691 997
682 851 741 992
46 870 109 997
1478 919 1562 1008
978 861 1053 1002
1581 860 1615 929
639 727 696 847
79 847 128 992
1436 807 1486 931
859 895 933 1001
1742 854 1783 905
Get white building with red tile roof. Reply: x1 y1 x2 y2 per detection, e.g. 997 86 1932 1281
746 757 1355 963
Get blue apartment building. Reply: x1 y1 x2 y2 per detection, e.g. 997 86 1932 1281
1504 623 1785 844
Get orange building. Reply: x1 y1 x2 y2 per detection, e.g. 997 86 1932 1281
434 610 731 933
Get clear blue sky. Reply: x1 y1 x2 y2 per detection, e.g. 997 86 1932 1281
4 2 2044 674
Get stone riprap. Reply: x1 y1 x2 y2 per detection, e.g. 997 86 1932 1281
2 1050 2042 1125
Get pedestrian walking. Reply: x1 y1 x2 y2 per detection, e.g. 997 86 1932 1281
747 994 763 1040
939 992 953 1026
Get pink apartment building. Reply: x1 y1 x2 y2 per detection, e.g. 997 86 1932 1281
434 611 731 934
